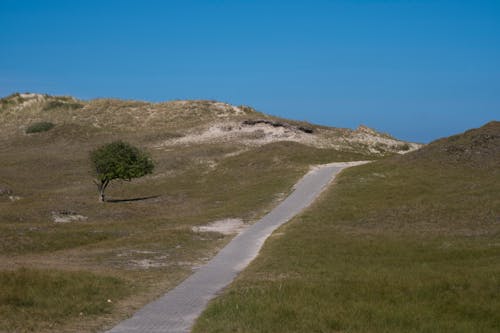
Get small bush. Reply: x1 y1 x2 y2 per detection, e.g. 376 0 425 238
25 121 55 134
399 143 410 151
42 100 83 111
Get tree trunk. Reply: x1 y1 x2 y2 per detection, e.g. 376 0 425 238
99 186 105 202
96 179 109 203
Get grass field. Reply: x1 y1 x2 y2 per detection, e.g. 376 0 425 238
193 123 500 332
0 115 374 332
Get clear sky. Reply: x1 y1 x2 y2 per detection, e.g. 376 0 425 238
1 0 499 142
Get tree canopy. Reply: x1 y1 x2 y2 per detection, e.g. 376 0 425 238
91 141 154 202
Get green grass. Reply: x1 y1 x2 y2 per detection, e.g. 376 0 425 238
193 158 500 332
0 268 129 332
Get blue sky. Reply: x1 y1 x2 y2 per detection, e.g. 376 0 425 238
1 0 499 142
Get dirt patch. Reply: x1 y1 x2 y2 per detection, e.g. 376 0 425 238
129 259 168 269
192 218 246 235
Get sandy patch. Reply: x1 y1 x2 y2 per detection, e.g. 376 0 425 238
159 121 316 147
155 119 420 155
19 93 44 99
351 126 422 153
213 102 245 116
52 211 88 223
192 218 246 235
15 93 46 110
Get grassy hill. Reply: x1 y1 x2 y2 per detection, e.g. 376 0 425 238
0 92 418 332
193 121 500 332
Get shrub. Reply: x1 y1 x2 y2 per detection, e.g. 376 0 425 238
25 122 55 134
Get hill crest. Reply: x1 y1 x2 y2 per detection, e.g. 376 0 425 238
0 92 421 155
397 121 499 168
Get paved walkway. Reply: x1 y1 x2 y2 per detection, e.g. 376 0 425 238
106 162 368 333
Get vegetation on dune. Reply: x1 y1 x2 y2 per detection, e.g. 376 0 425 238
25 121 55 134
193 122 500 333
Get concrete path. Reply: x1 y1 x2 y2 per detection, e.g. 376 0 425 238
106 161 368 333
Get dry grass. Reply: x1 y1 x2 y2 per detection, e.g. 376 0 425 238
0 95 377 332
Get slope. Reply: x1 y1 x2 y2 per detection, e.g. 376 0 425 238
193 121 500 333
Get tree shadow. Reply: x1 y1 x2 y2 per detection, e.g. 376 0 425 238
106 195 161 203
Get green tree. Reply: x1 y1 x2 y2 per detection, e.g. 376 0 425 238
90 141 154 202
